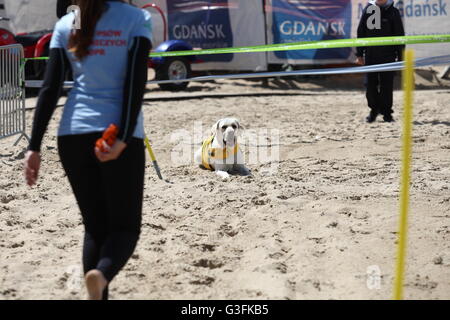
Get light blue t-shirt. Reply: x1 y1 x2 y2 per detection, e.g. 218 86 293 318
50 1 152 139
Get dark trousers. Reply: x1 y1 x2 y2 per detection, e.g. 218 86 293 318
58 133 145 300
365 71 395 116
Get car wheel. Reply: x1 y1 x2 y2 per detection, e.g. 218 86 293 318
156 57 191 92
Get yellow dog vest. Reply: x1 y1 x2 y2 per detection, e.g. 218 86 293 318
201 134 239 170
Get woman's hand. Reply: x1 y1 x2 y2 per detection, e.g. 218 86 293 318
95 140 127 162
24 151 41 187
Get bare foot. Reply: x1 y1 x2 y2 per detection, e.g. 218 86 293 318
85 269 107 300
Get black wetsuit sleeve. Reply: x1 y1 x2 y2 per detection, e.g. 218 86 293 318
356 9 368 57
117 36 152 144
57 0 72 19
392 10 405 61
28 48 68 152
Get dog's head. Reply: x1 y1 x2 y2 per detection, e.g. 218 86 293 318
211 118 243 148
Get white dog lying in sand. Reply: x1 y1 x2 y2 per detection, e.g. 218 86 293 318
194 118 251 180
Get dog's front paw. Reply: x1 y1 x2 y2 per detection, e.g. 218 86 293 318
216 170 230 180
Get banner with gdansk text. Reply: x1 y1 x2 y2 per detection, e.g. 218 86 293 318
266 0 354 64
136 0 268 71
267 0 450 64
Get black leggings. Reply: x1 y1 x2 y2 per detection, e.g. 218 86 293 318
58 133 145 299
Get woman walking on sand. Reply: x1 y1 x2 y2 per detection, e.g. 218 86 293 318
24 0 152 300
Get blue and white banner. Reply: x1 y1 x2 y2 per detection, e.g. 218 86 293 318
269 0 353 62
269 0 450 64
135 0 267 71
167 0 234 62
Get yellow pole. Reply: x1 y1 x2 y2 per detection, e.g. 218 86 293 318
144 135 163 180
393 49 415 300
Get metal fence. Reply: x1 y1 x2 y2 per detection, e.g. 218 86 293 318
0 44 28 145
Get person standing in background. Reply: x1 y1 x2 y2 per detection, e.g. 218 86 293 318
356 0 405 123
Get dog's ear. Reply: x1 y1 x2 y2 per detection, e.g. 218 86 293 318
236 120 245 134
211 119 221 135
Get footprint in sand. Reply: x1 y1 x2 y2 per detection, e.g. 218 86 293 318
192 259 224 269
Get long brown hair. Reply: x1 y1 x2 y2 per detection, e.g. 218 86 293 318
68 0 107 60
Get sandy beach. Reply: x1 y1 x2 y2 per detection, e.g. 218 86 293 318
0 70 449 300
